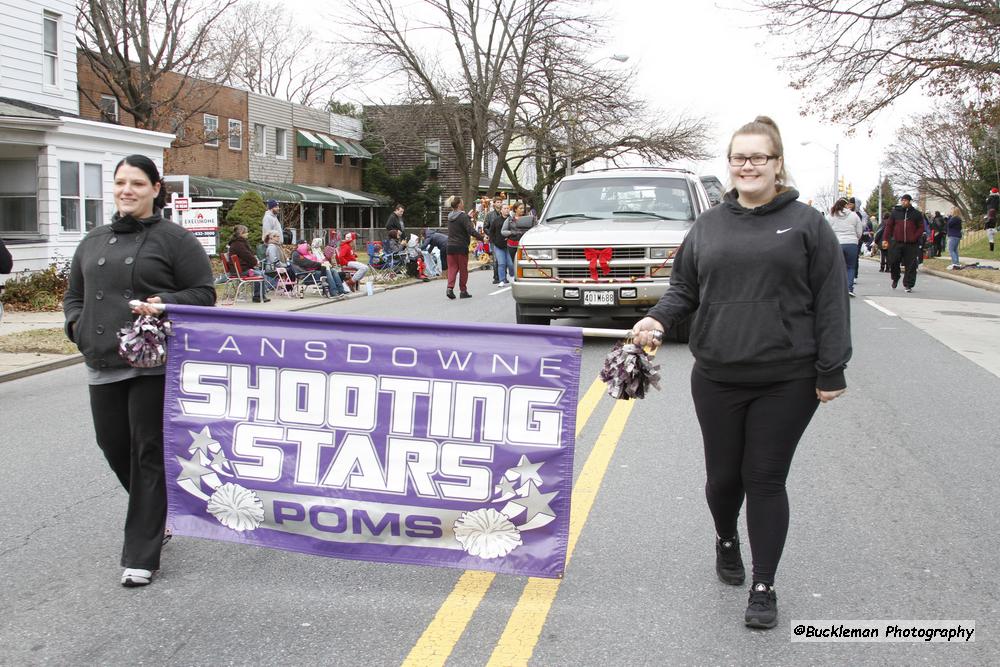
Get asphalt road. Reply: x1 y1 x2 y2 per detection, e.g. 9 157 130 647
1 262 997 666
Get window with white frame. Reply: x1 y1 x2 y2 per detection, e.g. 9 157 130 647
84 164 103 230
228 119 243 150
99 95 118 123
0 160 38 234
60 162 104 232
253 123 265 154
60 161 80 231
42 12 60 88
425 139 440 171
204 114 219 146
275 128 287 158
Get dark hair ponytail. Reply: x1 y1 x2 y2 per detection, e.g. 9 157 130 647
114 154 167 210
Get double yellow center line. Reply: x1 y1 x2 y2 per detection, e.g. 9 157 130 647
403 358 647 666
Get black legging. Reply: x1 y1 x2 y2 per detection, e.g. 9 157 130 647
690 368 819 585
89 374 167 570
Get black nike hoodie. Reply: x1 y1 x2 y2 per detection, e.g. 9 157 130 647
647 188 851 391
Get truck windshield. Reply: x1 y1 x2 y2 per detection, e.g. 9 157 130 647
544 177 694 222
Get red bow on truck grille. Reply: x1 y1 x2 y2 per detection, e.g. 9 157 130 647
583 247 613 280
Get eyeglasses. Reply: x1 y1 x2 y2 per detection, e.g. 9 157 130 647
727 154 779 167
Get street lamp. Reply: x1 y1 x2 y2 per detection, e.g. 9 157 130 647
801 140 840 204
566 54 630 176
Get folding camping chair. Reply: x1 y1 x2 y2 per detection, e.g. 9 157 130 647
367 240 408 283
222 255 265 305
272 266 298 298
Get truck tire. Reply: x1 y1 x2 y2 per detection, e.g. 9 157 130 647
515 303 550 326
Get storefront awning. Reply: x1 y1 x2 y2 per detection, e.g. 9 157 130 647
296 130 324 149
169 176 302 203
337 139 372 159
305 186 388 206
256 181 344 203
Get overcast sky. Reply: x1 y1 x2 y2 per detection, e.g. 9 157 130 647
297 0 913 207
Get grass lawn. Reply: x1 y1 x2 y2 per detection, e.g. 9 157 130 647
957 232 1000 261
922 257 1000 284
0 327 77 354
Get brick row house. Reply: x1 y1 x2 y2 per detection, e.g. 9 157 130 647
0 0 172 275
76 56 385 245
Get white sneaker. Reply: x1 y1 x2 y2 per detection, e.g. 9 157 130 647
121 568 153 587
497 281 507 288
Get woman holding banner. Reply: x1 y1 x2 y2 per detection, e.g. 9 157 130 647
631 117 851 629
64 155 216 587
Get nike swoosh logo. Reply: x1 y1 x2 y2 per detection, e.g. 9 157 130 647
776 228 792 234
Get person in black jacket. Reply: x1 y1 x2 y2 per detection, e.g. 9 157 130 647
0 238 11 274
484 197 506 284
444 196 483 299
632 116 850 630
385 204 405 238
228 224 268 302
63 155 216 588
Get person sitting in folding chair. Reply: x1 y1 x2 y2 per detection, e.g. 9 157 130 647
337 233 370 287
228 225 269 302
290 242 346 298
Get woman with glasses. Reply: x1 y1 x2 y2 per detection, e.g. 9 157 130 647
631 116 851 630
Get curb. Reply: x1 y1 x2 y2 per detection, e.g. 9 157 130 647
861 257 1000 294
0 277 426 383
0 353 85 384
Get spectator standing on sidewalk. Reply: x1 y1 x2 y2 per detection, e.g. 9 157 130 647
874 212 890 272
421 229 447 277
444 195 483 299
63 154 216 588
826 197 864 296
261 199 282 243
0 238 11 322
630 116 850 631
946 206 963 269
985 188 998 252
385 203 405 238
885 194 925 292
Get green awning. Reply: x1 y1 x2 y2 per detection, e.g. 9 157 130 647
177 176 303 204
316 133 348 155
255 182 344 203
296 130 324 149
342 140 372 159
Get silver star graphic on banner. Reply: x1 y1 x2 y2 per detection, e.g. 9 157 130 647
188 426 218 457
210 450 232 475
176 452 214 484
508 480 558 523
495 477 517 498
508 455 544 486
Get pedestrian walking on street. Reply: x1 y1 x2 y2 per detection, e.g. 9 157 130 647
826 197 864 296
885 194 925 292
444 195 483 299
63 155 216 588
631 116 851 630
946 206 963 268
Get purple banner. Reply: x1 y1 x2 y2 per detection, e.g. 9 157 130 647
163 305 582 578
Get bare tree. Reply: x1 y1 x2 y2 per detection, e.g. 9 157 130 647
213 1 359 108
884 107 989 219
77 0 238 133
344 0 600 206
747 0 1000 126
498 36 712 201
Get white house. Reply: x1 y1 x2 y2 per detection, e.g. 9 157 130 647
0 0 173 278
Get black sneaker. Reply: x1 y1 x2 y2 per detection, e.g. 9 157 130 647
459 291 472 299
716 535 745 585
891 278 898 289
446 289 456 300
745 582 778 629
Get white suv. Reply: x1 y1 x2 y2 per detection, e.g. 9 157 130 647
512 167 710 339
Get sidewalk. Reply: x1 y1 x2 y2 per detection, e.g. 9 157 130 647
862 253 1000 293
0 284 402 382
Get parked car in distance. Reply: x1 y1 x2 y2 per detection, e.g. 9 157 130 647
511 167 711 341
699 175 724 206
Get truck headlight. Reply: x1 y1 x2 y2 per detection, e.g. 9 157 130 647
523 248 553 261
650 247 669 259
521 268 547 278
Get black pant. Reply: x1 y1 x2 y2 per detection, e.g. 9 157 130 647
887 242 920 289
89 374 167 570
691 368 819 584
